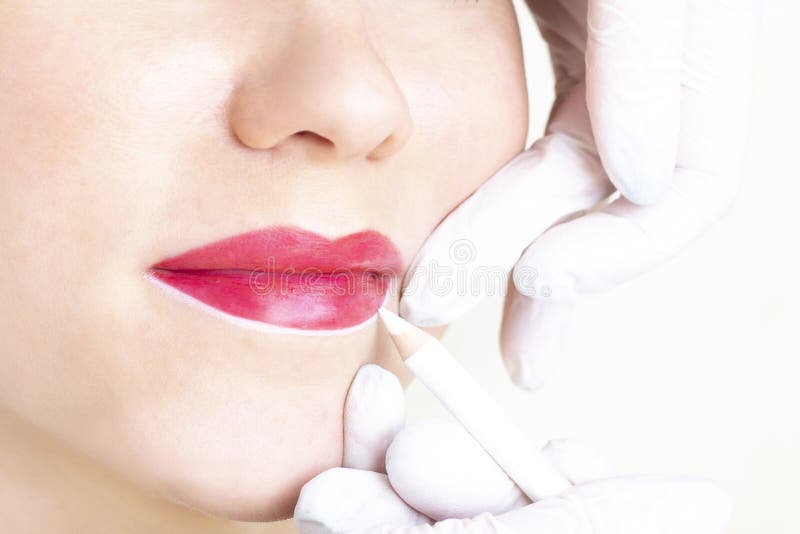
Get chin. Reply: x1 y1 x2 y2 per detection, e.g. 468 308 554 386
107 374 349 523
162 475 304 522
145 431 344 522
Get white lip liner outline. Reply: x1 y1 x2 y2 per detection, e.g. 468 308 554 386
143 272 394 337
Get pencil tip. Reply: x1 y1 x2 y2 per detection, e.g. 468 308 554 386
377 307 411 337
378 307 436 360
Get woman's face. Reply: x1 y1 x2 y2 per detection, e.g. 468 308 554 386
0 0 527 522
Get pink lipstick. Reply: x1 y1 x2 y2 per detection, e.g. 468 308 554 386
147 226 402 331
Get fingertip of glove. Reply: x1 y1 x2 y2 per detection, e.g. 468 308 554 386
505 363 549 392
398 294 457 327
295 469 428 534
589 119 676 208
346 364 405 426
349 363 403 399
294 468 352 534
500 290 573 392
500 338 557 393
615 175 670 207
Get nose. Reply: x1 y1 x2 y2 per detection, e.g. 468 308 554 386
230 9 413 162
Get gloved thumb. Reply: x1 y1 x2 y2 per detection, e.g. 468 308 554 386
384 423 611 521
385 419 531 521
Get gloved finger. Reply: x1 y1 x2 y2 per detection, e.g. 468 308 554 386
384 419 530 521
399 83 614 327
512 175 720 304
294 467 430 534
343 364 405 473
676 0 760 192
502 160 746 392
539 438 616 484
525 0 589 96
500 282 575 391
586 0 685 205
497 475 732 534
505 1 760 392
384 422 618 522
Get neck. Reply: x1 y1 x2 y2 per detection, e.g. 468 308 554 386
0 408 295 534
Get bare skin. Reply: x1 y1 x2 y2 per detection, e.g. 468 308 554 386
0 1 528 529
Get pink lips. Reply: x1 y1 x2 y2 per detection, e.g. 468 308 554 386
148 226 403 330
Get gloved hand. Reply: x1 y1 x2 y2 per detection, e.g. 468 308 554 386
294 365 732 533
399 0 761 390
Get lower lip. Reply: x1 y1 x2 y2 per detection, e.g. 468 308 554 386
147 227 402 332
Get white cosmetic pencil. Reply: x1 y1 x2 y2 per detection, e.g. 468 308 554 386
377 308 572 502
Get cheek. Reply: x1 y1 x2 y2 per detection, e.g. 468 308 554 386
393 26 528 241
434 54 528 208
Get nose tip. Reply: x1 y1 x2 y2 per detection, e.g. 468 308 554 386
229 21 413 162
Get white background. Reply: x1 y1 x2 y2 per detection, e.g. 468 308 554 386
406 2 800 533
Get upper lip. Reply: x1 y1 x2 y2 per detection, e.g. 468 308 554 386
149 225 403 277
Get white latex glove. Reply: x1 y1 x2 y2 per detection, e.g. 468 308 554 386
399 0 761 390
294 365 732 533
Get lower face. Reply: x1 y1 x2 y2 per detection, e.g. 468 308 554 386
0 0 528 521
